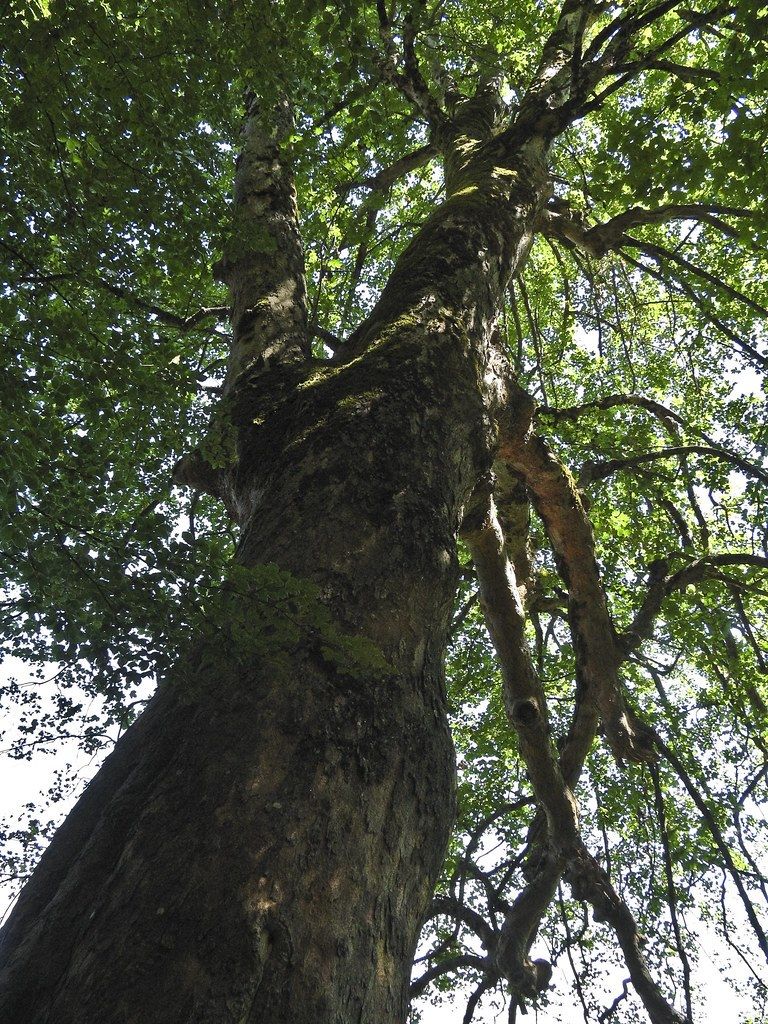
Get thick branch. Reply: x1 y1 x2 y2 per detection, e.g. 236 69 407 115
541 202 750 256
410 954 489 999
429 896 498 952
497 400 655 765
338 143 436 195
376 16 446 132
215 93 309 393
460 483 685 1023
499 0 600 141
565 846 689 1024
461 492 580 840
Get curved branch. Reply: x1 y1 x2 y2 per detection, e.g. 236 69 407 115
429 896 498 951
540 202 750 256
539 392 686 434
409 954 489 999
578 444 768 488
623 554 768 653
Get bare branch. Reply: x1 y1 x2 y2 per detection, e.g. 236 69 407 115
462 979 494 1024
612 56 720 84
540 392 686 435
410 954 489 998
376 15 447 131
337 143 436 195
496 391 656 764
308 322 343 351
578 444 768 488
460 475 687 1024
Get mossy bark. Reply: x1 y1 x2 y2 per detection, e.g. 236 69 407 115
0 138 547 1023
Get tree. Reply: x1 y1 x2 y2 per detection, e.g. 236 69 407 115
1 0 767 1020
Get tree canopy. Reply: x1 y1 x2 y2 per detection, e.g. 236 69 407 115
1 0 768 1021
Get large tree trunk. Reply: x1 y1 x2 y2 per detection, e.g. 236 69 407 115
0 121 546 1019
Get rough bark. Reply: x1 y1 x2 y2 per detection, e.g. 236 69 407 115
0 107 548 1023
0 327 482 1024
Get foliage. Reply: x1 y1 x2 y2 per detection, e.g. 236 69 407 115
2 0 768 1021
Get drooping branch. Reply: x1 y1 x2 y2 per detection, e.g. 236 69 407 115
461 491 581 841
625 236 768 320
564 846 688 1024
616 249 768 371
652 730 768 966
461 489 576 999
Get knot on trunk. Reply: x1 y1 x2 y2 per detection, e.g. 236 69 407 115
172 449 225 497
605 710 658 765
494 937 553 1005
512 697 540 726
